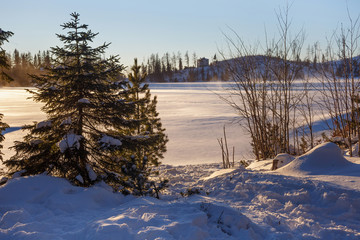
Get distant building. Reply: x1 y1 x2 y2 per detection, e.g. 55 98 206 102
197 57 209 68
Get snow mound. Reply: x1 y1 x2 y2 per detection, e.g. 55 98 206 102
277 142 352 175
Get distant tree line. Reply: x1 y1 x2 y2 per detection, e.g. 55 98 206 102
1 49 232 85
0 50 51 86
143 52 229 82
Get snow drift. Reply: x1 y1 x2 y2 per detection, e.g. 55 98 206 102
0 174 261 240
277 142 353 175
1 162 360 239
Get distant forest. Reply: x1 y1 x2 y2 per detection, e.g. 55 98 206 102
144 52 229 82
1 48 359 87
1 50 51 86
0 49 229 86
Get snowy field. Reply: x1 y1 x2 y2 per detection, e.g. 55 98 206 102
1 83 360 239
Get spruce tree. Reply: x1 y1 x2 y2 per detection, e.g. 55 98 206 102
121 58 168 167
0 28 13 161
4 13 135 187
0 28 13 83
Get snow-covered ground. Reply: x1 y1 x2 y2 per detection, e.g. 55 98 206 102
1 83 360 239
1 146 360 239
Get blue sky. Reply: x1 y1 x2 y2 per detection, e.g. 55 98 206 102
1 0 359 68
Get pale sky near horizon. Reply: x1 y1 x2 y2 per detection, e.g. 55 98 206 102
1 0 359 69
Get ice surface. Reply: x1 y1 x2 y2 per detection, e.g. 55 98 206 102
149 82 252 165
0 88 46 126
0 84 252 165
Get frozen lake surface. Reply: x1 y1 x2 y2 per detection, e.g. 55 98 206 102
0 83 251 166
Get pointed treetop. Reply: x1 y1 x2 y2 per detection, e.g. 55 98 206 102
0 28 13 50
61 12 88 30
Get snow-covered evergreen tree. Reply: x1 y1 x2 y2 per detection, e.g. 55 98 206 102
0 28 13 161
121 58 168 167
4 13 135 187
0 28 13 83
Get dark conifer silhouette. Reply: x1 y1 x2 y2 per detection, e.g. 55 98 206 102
0 28 13 161
4 13 135 187
0 28 13 83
